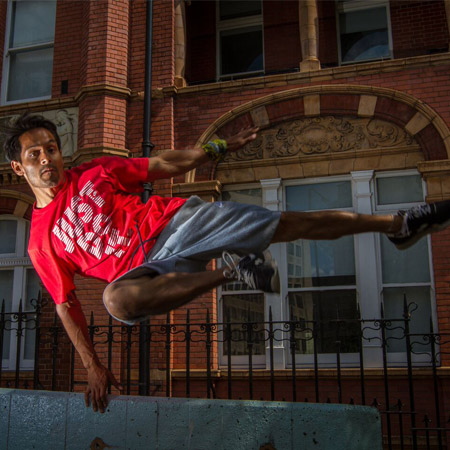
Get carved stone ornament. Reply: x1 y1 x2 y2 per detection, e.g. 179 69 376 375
223 116 416 162
0 107 78 163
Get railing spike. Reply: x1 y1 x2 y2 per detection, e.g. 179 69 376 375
403 294 409 320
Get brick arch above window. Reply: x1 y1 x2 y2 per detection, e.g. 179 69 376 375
186 85 450 186
0 190 34 221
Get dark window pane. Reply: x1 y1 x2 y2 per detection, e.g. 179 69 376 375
288 237 356 288
8 47 53 101
376 175 423 205
219 1 261 21
0 220 17 253
383 287 432 354
220 27 263 76
339 7 389 62
222 293 265 356
286 182 352 212
289 290 360 354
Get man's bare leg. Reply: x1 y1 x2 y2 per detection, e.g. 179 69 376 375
105 210 403 322
104 269 227 321
272 210 402 242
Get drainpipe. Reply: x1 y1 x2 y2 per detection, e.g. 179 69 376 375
139 0 154 396
142 0 155 202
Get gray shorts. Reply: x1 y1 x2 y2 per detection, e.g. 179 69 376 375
105 196 280 323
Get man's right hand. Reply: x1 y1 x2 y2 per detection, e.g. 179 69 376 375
85 361 123 413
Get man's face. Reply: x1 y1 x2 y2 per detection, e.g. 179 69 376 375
11 128 65 189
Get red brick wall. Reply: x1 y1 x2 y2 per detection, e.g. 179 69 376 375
77 0 130 151
263 1 301 74
390 0 449 59
185 0 216 84
52 1 83 98
317 1 339 67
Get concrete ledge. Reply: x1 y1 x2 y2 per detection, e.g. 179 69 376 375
1 388 382 450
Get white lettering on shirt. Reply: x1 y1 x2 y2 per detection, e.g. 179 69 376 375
52 180 133 260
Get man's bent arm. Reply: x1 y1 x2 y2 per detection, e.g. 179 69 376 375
55 292 122 412
147 127 258 181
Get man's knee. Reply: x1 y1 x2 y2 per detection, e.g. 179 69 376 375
103 281 137 321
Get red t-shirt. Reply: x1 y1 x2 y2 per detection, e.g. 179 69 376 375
28 157 187 305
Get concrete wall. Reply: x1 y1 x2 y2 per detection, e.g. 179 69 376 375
0 388 381 450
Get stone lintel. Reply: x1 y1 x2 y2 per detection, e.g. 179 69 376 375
172 180 223 202
303 94 320 116
13 200 30 218
417 159 450 176
358 95 377 117
71 147 130 166
405 112 431 136
0 188 35 205
250 106 270 128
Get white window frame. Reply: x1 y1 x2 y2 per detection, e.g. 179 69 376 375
216 0 265 81
1 215 37 371
1 0 56 105
283 175 360 368
218 171 437 370
218 183 267 368
373 170 437 367
335 0 393 65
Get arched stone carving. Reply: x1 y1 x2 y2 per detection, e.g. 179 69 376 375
185 85 450 186
225 116 416 162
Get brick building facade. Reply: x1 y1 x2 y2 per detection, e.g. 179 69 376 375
1 0 450 447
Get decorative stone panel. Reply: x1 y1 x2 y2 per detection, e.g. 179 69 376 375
224 116 416 162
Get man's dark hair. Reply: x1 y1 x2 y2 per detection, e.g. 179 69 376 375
2 112 61 162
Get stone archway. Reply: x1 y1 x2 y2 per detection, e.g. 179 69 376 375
182 85 450 202
0 190 34 220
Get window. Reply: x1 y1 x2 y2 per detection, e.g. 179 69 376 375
375 174 433 361
219 171 435 368
286 181 361 358
336 0 392 64
216 0 264 81
219 188 266 367
1 0 57 104
1 216 40 370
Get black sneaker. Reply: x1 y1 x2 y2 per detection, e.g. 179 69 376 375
388 200 450 250
222 251 280 293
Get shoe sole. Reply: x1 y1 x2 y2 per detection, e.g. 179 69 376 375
394 218 450 250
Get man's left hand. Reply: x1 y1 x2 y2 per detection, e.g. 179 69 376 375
226 126 259 153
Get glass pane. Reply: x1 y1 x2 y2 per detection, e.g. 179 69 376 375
25 269 41 310
222 293 265 356
0 220 17 253
23 269 40 359
288 237 355 288
7 47 53 101
286 182 352 212
383 286 431 353
340 8 389 62
288 290 360 354
220 26 263 76
0 270 14 361
380 234 430 284
10 1 56 47
222 188 262 206
377 175 423 205
219 0 261 21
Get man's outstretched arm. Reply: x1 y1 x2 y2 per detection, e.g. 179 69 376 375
147 127 258 181
55 292 122 413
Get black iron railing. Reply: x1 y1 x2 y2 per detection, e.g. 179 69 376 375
1 295 449 450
